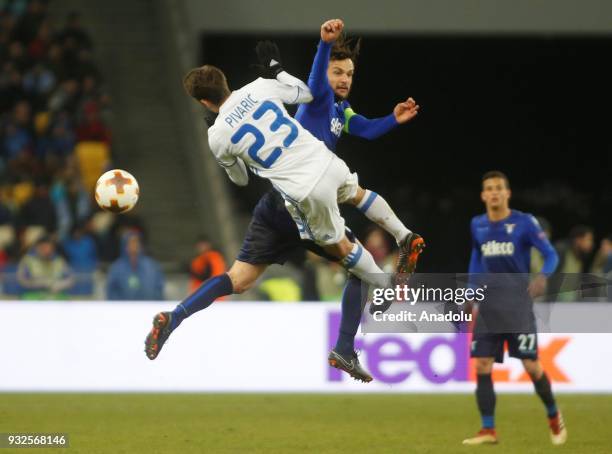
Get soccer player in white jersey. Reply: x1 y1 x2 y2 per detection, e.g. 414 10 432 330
144 64 402 377
198 63 392 290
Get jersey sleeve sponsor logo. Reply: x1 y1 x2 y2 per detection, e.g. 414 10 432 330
481 240 515 257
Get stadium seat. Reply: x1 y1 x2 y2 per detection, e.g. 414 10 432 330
75 141 111 192
0 225 15 250
11 181 35 207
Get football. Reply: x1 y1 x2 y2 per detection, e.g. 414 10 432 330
95 169 140 213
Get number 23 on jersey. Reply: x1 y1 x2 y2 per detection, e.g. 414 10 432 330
230 100 298 168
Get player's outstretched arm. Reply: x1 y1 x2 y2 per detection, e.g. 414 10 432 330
344 109 398 140
305 19 344 101
344 98 419 140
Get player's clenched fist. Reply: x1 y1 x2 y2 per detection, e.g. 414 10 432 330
321 19 344 43
393 97 420 124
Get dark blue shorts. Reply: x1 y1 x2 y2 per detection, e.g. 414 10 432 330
470 311 538 363
470 301 538 363
471 331 539 363
236 190 354 265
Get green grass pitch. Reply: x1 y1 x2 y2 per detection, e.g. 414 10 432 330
1 394 610 453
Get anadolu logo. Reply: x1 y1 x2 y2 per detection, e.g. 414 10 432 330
326 312 571 384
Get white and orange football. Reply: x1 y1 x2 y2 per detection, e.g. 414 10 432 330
95 169 139 213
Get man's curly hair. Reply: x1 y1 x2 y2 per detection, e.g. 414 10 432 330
330 33 361 65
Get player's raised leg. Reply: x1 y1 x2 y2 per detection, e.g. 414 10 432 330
328 274 372 382
350 186 411 244
348 186 425 275
286 157 392 290
144 261 267 359
463 356 498 445
323 236 391 289
523 359 567 445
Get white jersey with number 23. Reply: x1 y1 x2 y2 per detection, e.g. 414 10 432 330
207 76 334 202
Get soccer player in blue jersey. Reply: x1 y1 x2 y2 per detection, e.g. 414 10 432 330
463 171 567 446
255 19 425 276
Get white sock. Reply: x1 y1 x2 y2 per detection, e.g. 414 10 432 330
341 243 391 288
356 190 411 244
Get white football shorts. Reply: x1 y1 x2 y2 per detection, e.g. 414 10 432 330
283 156 358 245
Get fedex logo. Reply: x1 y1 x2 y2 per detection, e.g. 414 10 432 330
470 337 571 383
326 312 570 384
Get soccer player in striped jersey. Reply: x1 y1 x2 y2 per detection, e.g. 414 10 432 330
463 171 566 446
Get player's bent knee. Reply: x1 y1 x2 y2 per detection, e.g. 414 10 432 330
227 265 252 294
229 279 251 294
475 358 494 374
227 273 254 294
338 236 355 256
522 359 543 380
227 261 266 294
323 237 353 261
348 186 366 206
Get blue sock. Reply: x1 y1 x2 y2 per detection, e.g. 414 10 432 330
476 374 496 429
533 372 558 418
481 415 495 429
334 276 366 356
170 273 233 330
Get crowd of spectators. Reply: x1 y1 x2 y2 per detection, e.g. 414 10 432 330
0 1 155 299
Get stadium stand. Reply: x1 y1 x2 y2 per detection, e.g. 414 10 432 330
0 0 117 298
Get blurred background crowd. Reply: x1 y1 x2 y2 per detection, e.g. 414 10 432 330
0 1 610 302
0 0 144 299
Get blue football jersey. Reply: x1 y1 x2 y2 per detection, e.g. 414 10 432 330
295 40 397 152
469 210 558 275
295 97 349 152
